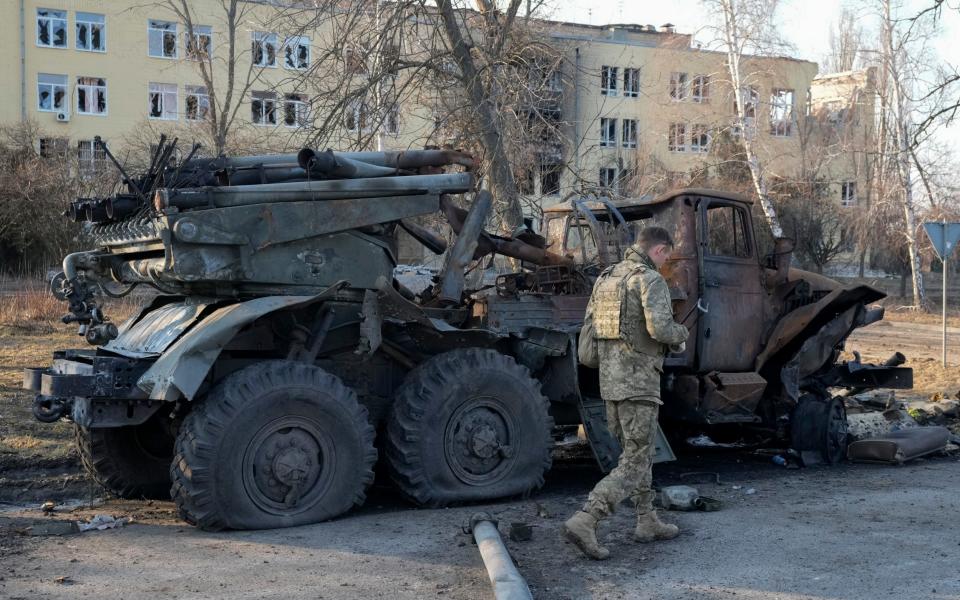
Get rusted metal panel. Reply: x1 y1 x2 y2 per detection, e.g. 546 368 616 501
700 371 767 422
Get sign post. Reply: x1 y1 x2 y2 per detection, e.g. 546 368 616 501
923 221 960 368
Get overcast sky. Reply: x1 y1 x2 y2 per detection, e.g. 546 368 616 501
548 0 960 72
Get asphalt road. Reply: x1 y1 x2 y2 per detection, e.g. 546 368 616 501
3 454 958 600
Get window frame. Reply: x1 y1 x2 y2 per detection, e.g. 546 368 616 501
251 91 278 125
623 68 640 98
692 75 710 103
185 25 213 61
600 65 618 96
599 167 617 194
36 8 67 49
76 76 108 116
669 72 688 101
148 82 179 121
703 201 754 261
283 35 311 70
39 137 68 159
841 181 857 207
769 88 795 137
76 12 106 53
37 73 68 112
622 118 637 149
185 85 210 121
282 93 309 128
668 122 686 152
599 117 617 148
148 20 179 59
690 124 710 153
77 139 107 175
252 31 278 68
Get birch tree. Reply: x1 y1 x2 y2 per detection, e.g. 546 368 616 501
701 0 790 238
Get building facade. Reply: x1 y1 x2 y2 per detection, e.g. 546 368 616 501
3 2 862 219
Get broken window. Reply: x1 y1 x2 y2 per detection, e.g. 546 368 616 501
623 68 640 98
252 32 278 67
770 88 794 136
622 119 637 149
148 82 178 120
841 181 857 207
669 72 688 101
185 25 212 61
601 66 618 96
692 75 709 103
599 167 617 194
77 77 107 115
78 139 107 175
690 124 710 153
600 118 616 148
185 85 210 120
618 167 635 193
540 163 562 196
37 73 67 112
76 13 105 52
39 137 68 159
284 36 310 70
706 204 751 258
251 91 277 125
668 123 686 152
345 98 370 132
283 93 309 127
148 20 178 58
37 9 67 48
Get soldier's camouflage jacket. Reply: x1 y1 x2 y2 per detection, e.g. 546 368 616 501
585 246 689 402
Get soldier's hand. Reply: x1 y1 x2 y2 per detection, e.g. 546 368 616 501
669 341 686 354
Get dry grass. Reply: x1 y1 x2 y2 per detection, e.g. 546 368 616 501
882 307 960 326
0 277 142 332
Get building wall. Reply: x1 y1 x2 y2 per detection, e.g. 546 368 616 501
4 3 867 223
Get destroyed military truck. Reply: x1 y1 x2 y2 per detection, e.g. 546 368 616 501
22 138 912 530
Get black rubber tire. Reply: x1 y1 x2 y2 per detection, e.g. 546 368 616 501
170 361 376 531
385 348 554 507
791 393 849 464
75 412 175 500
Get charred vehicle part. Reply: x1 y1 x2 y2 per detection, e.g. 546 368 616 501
23 139 912 530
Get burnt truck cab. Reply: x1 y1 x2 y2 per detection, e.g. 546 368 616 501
541 188 912 462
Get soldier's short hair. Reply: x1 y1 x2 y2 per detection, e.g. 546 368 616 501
636 226 675 250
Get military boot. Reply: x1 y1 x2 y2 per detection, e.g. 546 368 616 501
563 511 610 560
633 511 679 543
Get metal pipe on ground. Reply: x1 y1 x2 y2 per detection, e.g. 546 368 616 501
470 513 533 600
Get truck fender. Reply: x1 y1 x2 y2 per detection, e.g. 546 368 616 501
137 282 348 402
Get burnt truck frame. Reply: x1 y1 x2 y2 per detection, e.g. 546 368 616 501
22 144 911 530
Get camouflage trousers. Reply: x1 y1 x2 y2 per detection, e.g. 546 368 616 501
583 397 659 519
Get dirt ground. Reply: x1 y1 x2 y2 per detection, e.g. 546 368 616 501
2 317 959 599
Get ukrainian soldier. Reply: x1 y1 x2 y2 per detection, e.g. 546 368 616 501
563 226 689 560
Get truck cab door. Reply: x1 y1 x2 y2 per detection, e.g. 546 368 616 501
696 199 765 372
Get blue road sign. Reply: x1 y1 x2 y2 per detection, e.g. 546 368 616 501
923 222 960 261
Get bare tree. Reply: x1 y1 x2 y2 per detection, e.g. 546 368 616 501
278 1 565 235
149 0 272 155
823 8 863 74
701 0 792 238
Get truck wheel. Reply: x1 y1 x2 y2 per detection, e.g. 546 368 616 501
170 361 376 531
385 348 553 506
791 393 849 464
75 413 175 500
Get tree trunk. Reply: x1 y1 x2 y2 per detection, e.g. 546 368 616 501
719 0 783 239
436 0 523 235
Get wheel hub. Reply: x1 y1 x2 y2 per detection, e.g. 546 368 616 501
445 398 516 485
246 421 327 512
